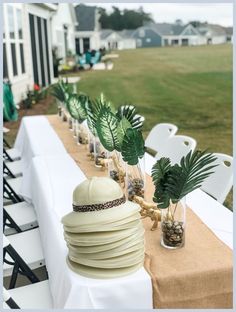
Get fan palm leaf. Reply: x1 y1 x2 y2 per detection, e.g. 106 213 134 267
116 105 144 129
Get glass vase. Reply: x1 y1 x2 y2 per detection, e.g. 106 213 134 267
57 99 62 117
94 136 107 168
72 119 77 138
87 132 95 160
68 116 73 131
107 151 126 188
126 158 145 201
161 198 186 249
77 122 89 145
62 108 67 122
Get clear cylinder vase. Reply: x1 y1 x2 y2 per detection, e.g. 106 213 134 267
161 198 186 249
57 100 62 117
126 158 145 201
107 151 126 188
68 116 73 131
62 107 67 122
77 123 89 145
72 119 77 138
94 136 107 168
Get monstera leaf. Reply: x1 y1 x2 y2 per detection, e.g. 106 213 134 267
96 107 121 152
117 117 132 147
121 128 145 165
67 94 86 123
116 105 145 130
151 150 218 208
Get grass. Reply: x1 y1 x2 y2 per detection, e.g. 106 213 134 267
66 44 233 209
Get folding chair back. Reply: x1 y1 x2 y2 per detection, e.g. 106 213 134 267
145 123 178 153
200 153 233 203
155 135 197 165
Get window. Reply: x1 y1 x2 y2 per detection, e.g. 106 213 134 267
4 5 26 78
11 43 18 76
20 43 25 73
17 9 23 39
146 38 151 43
8 5 15 39
3 43 8 78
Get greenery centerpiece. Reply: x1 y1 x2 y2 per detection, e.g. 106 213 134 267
151 150 217 249
51 79 71 121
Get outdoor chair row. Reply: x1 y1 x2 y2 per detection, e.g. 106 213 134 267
3 142 53 309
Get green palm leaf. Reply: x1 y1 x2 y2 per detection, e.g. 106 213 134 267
166 150 218 202
96 107 120 152
116 105 145 129
151 150 218 208
121 128 145 165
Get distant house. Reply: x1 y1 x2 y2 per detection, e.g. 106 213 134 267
3 3 56 103
225 27 233 43
51 3 77 60
100 29 136 50
195 23 227 45
132 22 205 48
74 4 101 54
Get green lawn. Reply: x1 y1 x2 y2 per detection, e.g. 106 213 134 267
69 44 233 208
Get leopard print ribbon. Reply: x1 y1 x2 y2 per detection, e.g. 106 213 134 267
73 195 126 212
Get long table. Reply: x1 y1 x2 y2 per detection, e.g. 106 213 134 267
16 117 152 309
16 115 232 308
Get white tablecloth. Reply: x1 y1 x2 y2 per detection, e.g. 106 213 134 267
145 153 233 249
19 154 153 309
14 116 67 177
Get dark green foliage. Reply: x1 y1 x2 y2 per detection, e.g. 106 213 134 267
151 150 218 208
121 128 145 165
116 105 144 130
99 6 153 30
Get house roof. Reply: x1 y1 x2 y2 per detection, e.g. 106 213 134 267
118 29 136 38
149 23 186 36
74 4 96 31
195 23 227 36
100 29 114 39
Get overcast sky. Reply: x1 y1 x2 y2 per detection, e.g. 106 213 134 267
86 3 233 27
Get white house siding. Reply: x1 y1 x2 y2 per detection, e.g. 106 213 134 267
118 39 136 50
3 3 55 103
211 36 227 44
51 4 76 59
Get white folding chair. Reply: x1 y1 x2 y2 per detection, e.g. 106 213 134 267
3 281 53 309
4 160 23 178
3 228 45 278
4 202 38 236
200 153 233 204
145 123 178 153
6 176 23 198
3 235 52 308
3 147 21 162
155 135 197 165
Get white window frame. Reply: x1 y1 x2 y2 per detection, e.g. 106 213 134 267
3 4 27 82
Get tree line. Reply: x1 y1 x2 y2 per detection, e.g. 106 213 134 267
98 6 153 30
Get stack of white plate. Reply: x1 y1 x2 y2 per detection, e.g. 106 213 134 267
61 177 145 279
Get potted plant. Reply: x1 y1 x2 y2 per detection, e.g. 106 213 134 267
151 150 217 249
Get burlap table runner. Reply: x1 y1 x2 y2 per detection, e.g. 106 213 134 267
47 115 233 308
